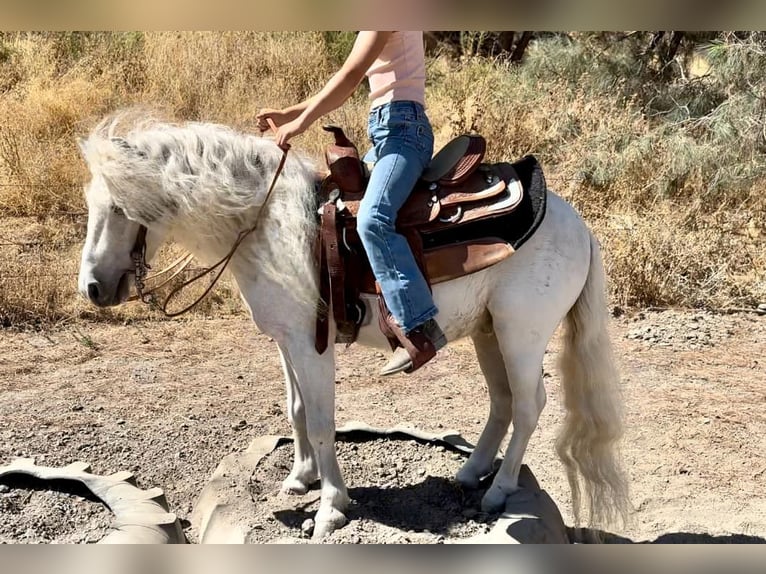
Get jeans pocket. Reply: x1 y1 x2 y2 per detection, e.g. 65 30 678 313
414 123 434 160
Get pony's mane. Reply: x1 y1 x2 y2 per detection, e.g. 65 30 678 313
81 110 318 226
80 109 322 309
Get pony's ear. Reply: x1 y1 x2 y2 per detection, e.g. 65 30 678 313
76 136 87 157
111 137 134 152
110 137 147 160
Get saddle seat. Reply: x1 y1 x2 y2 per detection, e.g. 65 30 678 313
315 125 547 352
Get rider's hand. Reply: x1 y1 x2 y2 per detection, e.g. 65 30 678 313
272 117 308 149
255 108 290 133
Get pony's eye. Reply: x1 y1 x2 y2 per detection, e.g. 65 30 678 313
111 204 125 217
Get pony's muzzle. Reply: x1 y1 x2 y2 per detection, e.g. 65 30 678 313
85 280 115 307
83 274 131 307
86 281 101 303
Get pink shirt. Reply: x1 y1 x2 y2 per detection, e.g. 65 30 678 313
365 31 426 109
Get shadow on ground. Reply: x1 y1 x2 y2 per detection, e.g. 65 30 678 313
571 528 766 544
271 477 766 544
273 476 490 536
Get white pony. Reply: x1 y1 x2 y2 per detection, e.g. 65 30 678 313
77 112 629 539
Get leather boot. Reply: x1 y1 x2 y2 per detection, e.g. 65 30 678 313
380 318 447 376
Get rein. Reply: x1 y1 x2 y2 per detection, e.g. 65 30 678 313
129 123 290 317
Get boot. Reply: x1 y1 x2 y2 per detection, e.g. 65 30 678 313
380 318 447 376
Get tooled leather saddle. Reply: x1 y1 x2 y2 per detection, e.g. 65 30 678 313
314 125 547 355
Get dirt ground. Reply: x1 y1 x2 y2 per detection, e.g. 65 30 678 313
222 436 495 544
0 308 764 544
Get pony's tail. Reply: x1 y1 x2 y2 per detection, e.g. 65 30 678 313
555 232 630 534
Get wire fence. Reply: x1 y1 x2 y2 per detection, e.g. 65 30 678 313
0 185 246 323
0 232 213 284
0 211 87 218
0 240 81 246
0 210 196 280
0 241 81 247
0 209 205 273
1 240 80 280
0 219 239 323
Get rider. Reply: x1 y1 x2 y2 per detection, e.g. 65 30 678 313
256 31 446 376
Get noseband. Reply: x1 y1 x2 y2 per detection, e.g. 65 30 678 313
130 224 151 303
129 139 290 317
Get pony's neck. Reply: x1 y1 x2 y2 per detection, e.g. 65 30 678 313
173 153 321 314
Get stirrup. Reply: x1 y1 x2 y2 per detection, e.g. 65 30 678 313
380 347 416 376
378 317 441 376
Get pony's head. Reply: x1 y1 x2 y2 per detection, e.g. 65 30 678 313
76 121 167 307
77 110 321 312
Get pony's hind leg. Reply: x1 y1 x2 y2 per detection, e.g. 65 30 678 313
480 342 547 513
456 322 513 488
277 345 318 494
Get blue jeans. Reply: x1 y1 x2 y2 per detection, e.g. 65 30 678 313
359 100 437 333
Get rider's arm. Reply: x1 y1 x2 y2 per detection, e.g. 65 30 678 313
257 32 391 139
296 31 391 126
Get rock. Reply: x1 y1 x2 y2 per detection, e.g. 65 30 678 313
131 362 158 384
301 518 315 537
458 487 569 544
0 484 9 494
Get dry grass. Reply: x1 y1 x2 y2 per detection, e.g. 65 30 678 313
0 32 764 327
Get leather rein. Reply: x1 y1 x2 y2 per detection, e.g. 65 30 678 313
128 122 290 317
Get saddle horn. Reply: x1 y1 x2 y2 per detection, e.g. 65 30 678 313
322 125 364 195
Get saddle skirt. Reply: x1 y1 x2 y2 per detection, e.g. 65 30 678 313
315 126 547 353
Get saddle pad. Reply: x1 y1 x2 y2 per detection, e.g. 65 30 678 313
421 155 547 252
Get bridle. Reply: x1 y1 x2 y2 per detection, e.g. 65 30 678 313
128 121 290 317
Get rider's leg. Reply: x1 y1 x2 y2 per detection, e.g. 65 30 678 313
358 101 445 375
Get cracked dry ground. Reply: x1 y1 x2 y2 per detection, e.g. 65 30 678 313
0 309 764 543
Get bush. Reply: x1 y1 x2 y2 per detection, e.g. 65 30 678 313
1 31 764 326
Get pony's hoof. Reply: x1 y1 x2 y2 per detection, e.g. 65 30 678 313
455 467 482 489
481 484 513 513
281 475 315 495
311 508 348 540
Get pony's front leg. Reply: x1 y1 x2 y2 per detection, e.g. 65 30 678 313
284 338 350 539
277 345 318 494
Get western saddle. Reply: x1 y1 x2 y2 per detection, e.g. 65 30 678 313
314 125 547 355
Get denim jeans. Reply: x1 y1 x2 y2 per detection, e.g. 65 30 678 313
358 100 437 333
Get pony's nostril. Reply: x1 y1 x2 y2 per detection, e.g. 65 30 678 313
87 282 101 302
